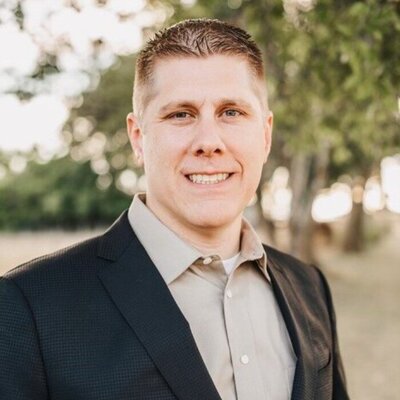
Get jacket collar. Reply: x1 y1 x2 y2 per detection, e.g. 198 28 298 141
97 211 221 400
266 245 317 400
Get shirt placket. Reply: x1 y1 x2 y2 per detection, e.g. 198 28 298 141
223 263 267 400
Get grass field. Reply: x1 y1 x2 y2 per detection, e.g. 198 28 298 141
1 217 399 399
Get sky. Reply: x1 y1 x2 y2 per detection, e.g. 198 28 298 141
0 0 164 154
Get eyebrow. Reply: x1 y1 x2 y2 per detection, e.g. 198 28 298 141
158 97 255 114
158 101 199 114
218 97 254 110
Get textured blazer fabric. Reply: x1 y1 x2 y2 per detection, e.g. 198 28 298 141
0 211 349 400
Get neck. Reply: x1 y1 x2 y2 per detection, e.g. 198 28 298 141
146 199 242 260
183 220 242 260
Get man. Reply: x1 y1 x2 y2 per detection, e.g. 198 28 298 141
0 19 349 400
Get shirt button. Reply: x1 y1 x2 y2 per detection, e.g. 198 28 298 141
226 289 233 298
240 355 249 365
203 257 213 265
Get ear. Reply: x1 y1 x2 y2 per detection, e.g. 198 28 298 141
126 112 144 167
263 111 273 163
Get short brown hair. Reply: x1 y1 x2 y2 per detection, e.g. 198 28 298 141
133 18 266 116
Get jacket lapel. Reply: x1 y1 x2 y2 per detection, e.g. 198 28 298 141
266 250 317 400
97 212 221 400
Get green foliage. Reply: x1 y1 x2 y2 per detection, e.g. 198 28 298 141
2 0 399 230
70 55 135 135
64 55 140 184
162 0 400 182
0 157 130 230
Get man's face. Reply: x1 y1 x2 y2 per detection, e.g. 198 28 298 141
127 55 272 233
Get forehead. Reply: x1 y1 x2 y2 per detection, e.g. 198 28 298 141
142 55 265 112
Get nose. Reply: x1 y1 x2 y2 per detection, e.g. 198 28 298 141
190 117 226 157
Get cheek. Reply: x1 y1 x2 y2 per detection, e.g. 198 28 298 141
232 137 266 167
141 137 160 176
228 121 266 149
143 133 187 173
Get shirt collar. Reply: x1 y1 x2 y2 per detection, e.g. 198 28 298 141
128 193 269 284
238 217 269 281
128 193 202 284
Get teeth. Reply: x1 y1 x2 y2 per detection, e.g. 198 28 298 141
188 173 229 184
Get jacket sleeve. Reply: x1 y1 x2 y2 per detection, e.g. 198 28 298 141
315 268 350 400
0 276 49 400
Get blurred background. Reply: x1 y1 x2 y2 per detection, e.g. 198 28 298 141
0 0 399 398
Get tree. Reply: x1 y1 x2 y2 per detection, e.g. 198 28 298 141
60 53 153 209
0 155 130 230
157 0 400 261
3 0 399 261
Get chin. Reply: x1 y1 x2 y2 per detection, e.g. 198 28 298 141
185 208 241 230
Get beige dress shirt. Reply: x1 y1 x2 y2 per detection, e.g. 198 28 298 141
128 193 296 400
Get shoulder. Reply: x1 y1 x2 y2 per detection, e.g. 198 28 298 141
1 210 134 302
264 244 322 284
3 211 132 287
263 244 331 310
2 233 105 289
0 233 107 323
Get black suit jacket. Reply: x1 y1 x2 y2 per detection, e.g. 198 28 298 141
0 211 349 400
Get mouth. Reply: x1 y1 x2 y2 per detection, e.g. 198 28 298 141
185 173 233 185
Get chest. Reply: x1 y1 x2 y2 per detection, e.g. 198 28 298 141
169 262 296 400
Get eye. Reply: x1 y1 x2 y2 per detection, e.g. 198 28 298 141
223 109 242 117
169 111 191 119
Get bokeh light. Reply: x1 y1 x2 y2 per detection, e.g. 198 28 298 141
312 183 353 223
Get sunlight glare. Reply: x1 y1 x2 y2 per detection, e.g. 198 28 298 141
0 94 68 153
0 23 40 75
381 155 400 214
363 177 385 213
312 183 353 223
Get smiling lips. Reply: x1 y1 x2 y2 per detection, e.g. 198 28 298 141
187 173 231 185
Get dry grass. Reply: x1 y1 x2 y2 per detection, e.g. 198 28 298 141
317 217 400 400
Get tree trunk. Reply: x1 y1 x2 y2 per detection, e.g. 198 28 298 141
289 146 329 264
342 200 364 252
342 173 369 252
289 154 315 263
